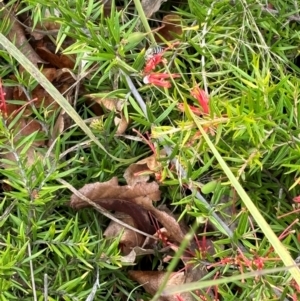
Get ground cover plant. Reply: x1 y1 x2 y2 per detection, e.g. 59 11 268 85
1 0 300 300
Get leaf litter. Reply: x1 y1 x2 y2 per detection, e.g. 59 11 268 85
1 1 291 300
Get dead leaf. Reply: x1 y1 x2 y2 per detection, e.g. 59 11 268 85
104 213 145 255
156 14 183 43
128 271 194 301
150 209 184 243
114 114 129 135
70 177 161 204
70 177 185 243
1 118 45 167
35 46 75 69
48 110 71 147
141 0 168 18
0 3 46 65
124 153 163 186
70 177 158 235
11 67 75 117
88 95 124 112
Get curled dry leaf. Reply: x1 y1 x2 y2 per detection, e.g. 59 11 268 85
87 95 129 133
156 14 183 43
91 96 124 112
128 271 194 301
48 110 72 147
114 114 129 135
141 0 168 18
104 213 144 255
0 3 45 65
70 177 185 243
70 177 159 234
2 67 73 167
150 209 184 243
124 153 162 186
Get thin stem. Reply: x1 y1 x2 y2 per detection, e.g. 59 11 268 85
132 0 156 44
28 243 37 301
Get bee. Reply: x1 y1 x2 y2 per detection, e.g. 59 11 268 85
145 45 165 60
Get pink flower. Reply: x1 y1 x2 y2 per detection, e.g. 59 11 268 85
293 196 300 203
143 73 180 88
191 87 209 114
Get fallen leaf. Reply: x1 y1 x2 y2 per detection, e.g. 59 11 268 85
1 118 45 167
70 177 185 243
124 153 162 186
0 3 46 65
156 14 183 43
11 68 75 116
114 114 129 135
89 95 124 112
150 209 184 243
128 271 194 301
141 0 168 18
104 213 145 255
70 177 158 235
48 110 71 147
35 46 75 69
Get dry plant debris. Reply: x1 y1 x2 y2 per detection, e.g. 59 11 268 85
1 0 300 300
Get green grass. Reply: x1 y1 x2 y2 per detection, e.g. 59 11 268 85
1 0 300 300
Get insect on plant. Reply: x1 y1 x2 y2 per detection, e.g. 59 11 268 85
145 45 165 61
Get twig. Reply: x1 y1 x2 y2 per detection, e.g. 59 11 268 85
0 199 17 222
28 243 38 301
44 274 48 301
122 72 148 118
85 267 100 301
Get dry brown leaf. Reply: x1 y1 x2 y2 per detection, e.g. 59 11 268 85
89 96 124 112
150 209 184 243
156 14 183 43
48 110 72 147
128 271 194 301
114 114 129 135
70 177 185 243
124 153 162 186
70 177 161 204
35 46 75 69
141 0 168 18
0 3 45 65
70 177 159 234
12 68 74 116
104 213 144 255
1 118 45 167
2 67 73 168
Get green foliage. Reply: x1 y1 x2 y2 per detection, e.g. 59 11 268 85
1 0 300 300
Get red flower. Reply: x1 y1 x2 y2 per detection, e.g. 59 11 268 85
177 103 203 116
143 53 167 73
0 79 7 117
191 87 209 114
143 73 180 88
